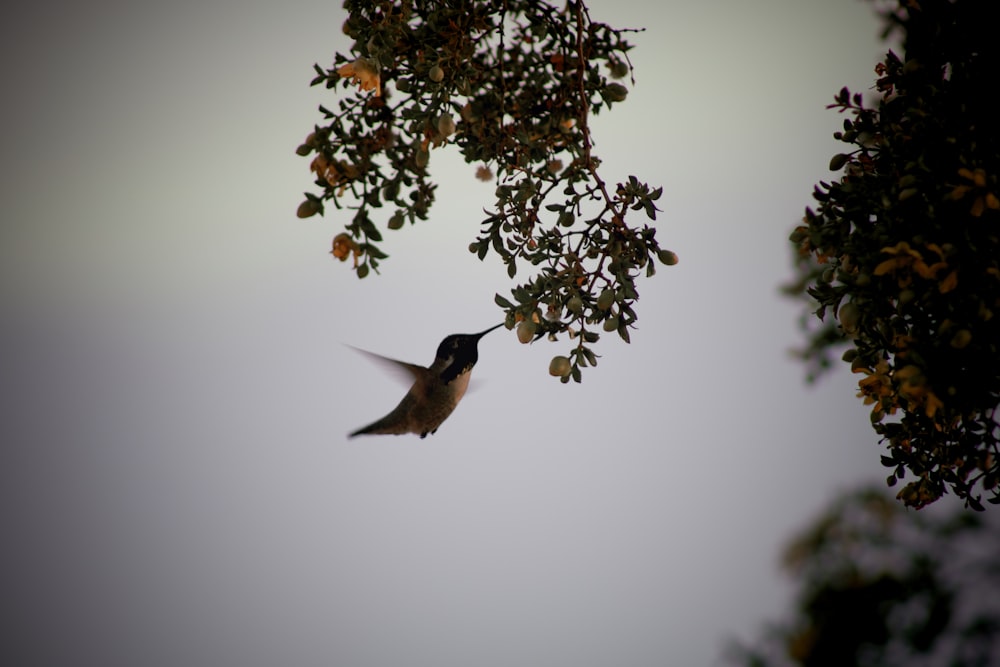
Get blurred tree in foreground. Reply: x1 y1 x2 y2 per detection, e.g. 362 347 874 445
296 0 677 382
728 487 1000 667
787 0 1000 509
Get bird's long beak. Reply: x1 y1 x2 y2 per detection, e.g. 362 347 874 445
474 322 505 338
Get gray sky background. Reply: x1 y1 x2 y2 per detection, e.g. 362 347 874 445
1 1 947 666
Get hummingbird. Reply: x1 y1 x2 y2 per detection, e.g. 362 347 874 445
348 323 504 438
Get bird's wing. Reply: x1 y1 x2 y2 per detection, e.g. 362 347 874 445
345 345 426 385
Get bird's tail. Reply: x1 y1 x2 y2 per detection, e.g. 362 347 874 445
348 416 411 438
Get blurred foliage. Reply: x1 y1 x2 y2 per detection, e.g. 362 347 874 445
296 0 677 382
727 487 1000 667
786 0 1000 509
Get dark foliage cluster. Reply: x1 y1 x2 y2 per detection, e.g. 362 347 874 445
728 487 1000 667
788 0 1000 509
296 0 677 382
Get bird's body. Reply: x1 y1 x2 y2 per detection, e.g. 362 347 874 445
348 324 503 438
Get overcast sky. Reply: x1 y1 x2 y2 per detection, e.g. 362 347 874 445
0 1 932 666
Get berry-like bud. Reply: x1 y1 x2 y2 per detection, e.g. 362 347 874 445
597 289 615 311
517 319 536 344
437 114 456 137
602 83 628 102
297 199 321 218
657 249 678 266
549 355 571 377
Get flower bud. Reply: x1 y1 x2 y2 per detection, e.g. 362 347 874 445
602 83 628 102
597 288 615 311
950 329 972 349
566 295 584 315
297 199 321 218
516 319 536 344
657 249 678 266
437 114 456 137
549 356 571 377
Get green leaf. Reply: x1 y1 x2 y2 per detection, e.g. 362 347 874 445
829 153 850 171
361 219 382 242
494 293 514 309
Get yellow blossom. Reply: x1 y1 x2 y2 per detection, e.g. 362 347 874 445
310 155 360 194
893 364 945 419
855 359 895 415
923 391 944 418
890 332 915 354
873 241 949 288
336 58 381 97
958 167 987 188
939 269 959 293
330 232 360 264
954 167 997 217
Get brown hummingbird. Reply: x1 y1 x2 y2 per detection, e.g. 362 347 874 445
348 323 504 438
